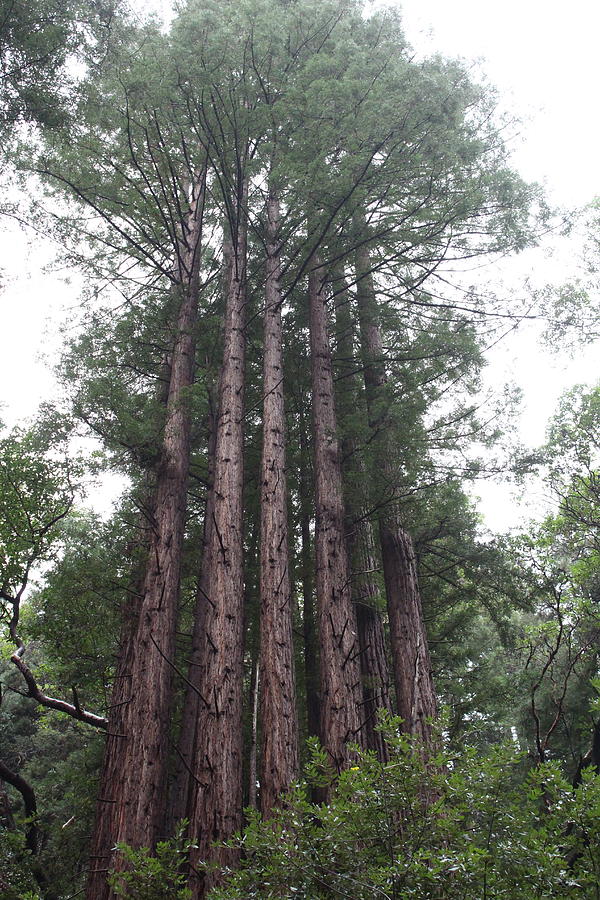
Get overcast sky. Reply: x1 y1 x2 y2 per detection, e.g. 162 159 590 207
1 0 598 528
390 0 600 527
396 0 600 207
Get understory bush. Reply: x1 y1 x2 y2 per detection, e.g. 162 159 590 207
107 822 194 900
100 717 600 899
0 827 40 899
209 716 600 899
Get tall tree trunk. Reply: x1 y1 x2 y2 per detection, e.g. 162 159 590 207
86 171 206 900
86 554 145 899
333 266 392 761
242 511 260 809
170 391 217 831
354 226 438 747
309 261 364 772
258 188 299 815
188 204 247 898
247 656 260 810
299 416 320 741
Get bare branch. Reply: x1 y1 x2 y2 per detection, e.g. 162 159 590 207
9 651 107 729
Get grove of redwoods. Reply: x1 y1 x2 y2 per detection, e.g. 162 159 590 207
1 0 599 898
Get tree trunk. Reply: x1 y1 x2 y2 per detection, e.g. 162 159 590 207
258 188 299 815
299 417 320 741
309 261 364 772
86 563 145 898
354 230 438 747
86 171 206 900
188 206 247 898
333 265 392 761
170 391 217 831
248 656 259 810
242 515 260 810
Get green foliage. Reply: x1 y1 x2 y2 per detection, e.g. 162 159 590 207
1 655 104 896
0 827 40 899
0 0 115 135
23 510 128 702
23 716 104 894
108 823 194 900
211 721 600 899
502 385 600 767
0 414 80 599
540 201 600 350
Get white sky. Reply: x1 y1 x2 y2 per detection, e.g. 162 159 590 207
392 0 600 529
1 0 599 529
396 0 600 207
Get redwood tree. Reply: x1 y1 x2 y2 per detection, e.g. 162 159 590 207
333 267 392 760
309 260 365 770
187 198 248 896
258 186 299 814
87 169 207 899
354 232 438 745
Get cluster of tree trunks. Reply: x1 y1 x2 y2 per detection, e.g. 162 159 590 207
354 233 438 745
80 200 439 897
6 3 590 898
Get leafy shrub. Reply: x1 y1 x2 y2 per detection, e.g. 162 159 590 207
108 822 194 900
209 716 600 899
0 827 41 899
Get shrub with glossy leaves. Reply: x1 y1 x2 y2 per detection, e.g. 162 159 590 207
210 716 600 899
108 822 194 900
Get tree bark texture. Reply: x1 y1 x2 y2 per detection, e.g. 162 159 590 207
188 208 247 898
86 563 145 899
259 188 299 815
299 417 320 741
170 394 217 831
86 170 206 900
309 262 364 771
354 233 438 747
333 266 392 761
248 656 260 810
340 436 393 761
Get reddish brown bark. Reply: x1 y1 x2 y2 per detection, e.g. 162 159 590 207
379 525 436 742
187 208 247 898
248 656 260 810
334 266 392 761
86 171 206 900
86 592 142 897
170 394 217 831
258 188 299 815
309 262 364 772
354 231 438 747
299 417 320 741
